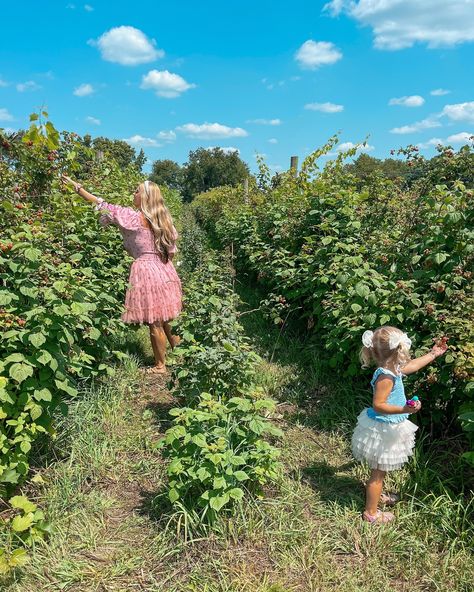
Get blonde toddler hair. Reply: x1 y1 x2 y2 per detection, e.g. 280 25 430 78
360 326 412 369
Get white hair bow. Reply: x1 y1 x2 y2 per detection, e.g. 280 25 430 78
389 332 412 350
362 330 374 348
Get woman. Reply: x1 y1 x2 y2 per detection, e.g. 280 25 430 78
62 175 182 374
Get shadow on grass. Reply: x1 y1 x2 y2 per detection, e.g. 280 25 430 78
299 461 364 509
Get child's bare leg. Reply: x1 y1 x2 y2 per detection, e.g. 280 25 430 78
149 322 167 371
163 321 181 349
365 469 386 515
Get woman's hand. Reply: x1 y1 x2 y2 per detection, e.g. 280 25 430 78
61 175 81 193
403 400 421 414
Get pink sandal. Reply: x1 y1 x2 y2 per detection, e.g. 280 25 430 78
362 510 395 523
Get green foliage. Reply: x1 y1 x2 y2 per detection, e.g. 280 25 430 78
192 143 474 465
160 247 282 523
150 158 184 191
181 147 250 202
0 112 180 565
90 136 146 171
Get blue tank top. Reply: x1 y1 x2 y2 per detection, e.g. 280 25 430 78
366 368 409 424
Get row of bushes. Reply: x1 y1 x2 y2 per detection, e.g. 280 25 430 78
0 113 182 569
160 217 282 524
192 142 474 466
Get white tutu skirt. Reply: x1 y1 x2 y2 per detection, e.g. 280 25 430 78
351 409 418 472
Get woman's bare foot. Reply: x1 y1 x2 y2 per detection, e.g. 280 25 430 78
362 510 395 524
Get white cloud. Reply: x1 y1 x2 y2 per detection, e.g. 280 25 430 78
74 83 94 97
295 40 342 69
123 134 161 147
390 117 442 134
85 116 101 125
268 138 278 144
0 78 9 87
446 132 474 143
337 141 374 153
417 138 444 149
389 95 425 107
176 122 248 139
90 26 163 66
157 130 177 142
0 108 14 122
84 4 93 10
16 81 41 92
248 118 281 125
140 70 195 98
324 0 474 50
417 132 473 149
441 101 474 123
305 101 344 113
431 88 451 96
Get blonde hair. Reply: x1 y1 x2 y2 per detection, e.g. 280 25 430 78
139 181 176 263
360 326 411 369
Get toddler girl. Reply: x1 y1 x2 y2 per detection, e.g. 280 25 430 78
352 326 447 523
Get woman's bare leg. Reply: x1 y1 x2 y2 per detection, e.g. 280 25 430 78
149 322 167 371
163 321 181 349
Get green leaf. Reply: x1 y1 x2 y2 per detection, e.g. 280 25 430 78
20 440 31 454
11 514 34 532
209 493 229 512
213 476 226 489
33 388 52 402
351 303 362 314
23 248 41 262
36 350 52 365
28 332 46 348
228 487 244 500
10 496 37 513
9 363 33 384
30 404 43 420
380 314 390 325
355 283 370 299
433 253 447 265
233 470 249 482
9 548 30 568
169 488 179 503
9 549 30 567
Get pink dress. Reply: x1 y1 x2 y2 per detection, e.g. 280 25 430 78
97 199 182 324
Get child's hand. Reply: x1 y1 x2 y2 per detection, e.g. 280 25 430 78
431 336 449 359
404 400 421 414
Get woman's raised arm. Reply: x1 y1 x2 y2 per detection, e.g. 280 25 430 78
61 175 100 205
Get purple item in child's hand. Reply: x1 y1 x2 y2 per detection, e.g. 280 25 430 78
406 395 419 407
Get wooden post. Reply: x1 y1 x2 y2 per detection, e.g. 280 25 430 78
243 177 249 204
290 155 298 176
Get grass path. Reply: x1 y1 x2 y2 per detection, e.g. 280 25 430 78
4 287 473 591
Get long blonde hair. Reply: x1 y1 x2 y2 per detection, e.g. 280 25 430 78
360 326 411 369
139 180 176 263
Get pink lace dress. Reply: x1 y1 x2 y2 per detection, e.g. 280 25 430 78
97 199 182 324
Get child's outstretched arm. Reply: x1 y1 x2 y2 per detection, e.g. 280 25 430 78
401 341 448 375
373 377 420 415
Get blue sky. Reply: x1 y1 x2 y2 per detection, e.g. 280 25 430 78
1 0 473 173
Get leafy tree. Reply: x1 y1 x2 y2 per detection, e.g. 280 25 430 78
345 153 411 183
182 147 249 201
150 159 183 190
91 137 145 171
